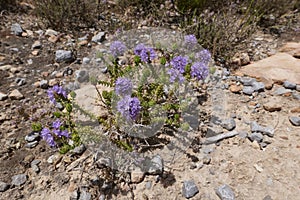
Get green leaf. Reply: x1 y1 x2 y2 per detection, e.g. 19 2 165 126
53 111 62 118
66 103 72 112
31 122 42 132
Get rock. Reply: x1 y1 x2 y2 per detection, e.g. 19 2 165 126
0 181 9 192
229 84 242 93
78 40 88 46
239 77 255 86
237 53 300 85
292 92 300 100
204 131 238 144
31 163 40 173
182 180 199 199
91 32 106 43
148 155 163 174
221 118 236 131
79 189 91 200
71 144 86 155
75 70 89 83
203 155 211 165
45 29 59 36
251 81 265 92
25 141 38 148
216 184 235 200
131 167 145 183
263 98 282 112
291 107 300 113
82 57 90 64
238 131 248 138
296 85 300 92
283 81 296 89
250 122 274 137
273 87 292 96
49 79 59 87
55 50 74 63
47 154 61 164
259 77 273 90
39 80 49 89
31 50 39 56
248 132 263 143
263 195 273 200
242 86 254 95
0 92 8 101
15 78 26 86
11 23 23 36
11 174 27 186
32 41 42 49
9 89 24 100
48 35 59 43
31 159 41 166
289 116 300 126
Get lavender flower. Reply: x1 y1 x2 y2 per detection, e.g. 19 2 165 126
195 49 211 65
169 56 189 73
47 85 67 104
40 128 56 147
110 41 127 57
115 77 133 97
134 43 156 63
53 129 70 138
117 96 141 121
52 119 62 129
167 68 185 83
190 62 209 81
184 34 198 49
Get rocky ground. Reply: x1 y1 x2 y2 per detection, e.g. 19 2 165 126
0 2 300 200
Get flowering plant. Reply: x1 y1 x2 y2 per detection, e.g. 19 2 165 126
95 33 211 151
32 85 81 153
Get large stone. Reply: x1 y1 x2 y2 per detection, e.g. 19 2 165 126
0 92 8 101
11 23 23 36
55 50 74 63
9 89 24 100
263 97 282 112
148 155 163 175
237 53 300 84
91 32 106 43
0 181 9 192
289 116 300 126
250 121 274 137
221 118 236 131
11 174 27 186
182 180 199 199
216 184 235 200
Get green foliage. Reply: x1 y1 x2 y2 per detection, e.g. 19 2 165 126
33 0 100 31
32 122 42 132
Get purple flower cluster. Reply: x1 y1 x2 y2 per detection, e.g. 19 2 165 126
195 49 211 65
117 96 141 121
167 56 189 83
40 119 70 147
190 62 209 81
47 85 67 104
115 78 141 121
184 34 198 49
115 77 133 97
110 41 127 57
134 43 156 63
41 128 56 147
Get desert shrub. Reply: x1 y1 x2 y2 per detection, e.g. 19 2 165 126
33 0 101 31
178 0 299 66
